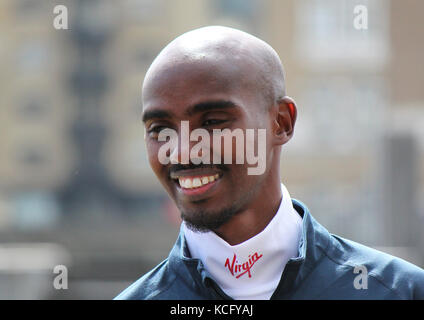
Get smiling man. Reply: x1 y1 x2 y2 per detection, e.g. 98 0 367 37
115 26 424 300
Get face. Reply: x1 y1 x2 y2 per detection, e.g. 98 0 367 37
142 59 274 232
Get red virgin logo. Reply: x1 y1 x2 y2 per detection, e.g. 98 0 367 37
224 252 263 279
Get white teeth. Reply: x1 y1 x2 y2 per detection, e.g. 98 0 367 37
181 179 186 188
178 175 220 189
193 178 201 187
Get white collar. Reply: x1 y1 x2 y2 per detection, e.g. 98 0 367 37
183 183 303 300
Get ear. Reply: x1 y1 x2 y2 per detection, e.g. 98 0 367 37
273 96 297 145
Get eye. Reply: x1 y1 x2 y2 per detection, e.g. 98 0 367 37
146 125 170 139
202 119 227 127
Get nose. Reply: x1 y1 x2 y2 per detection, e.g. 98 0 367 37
169 137 190 165
169 121 211 165
168 120 192 165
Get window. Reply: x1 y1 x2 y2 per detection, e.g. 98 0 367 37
294 0 390 70
16 96 48 120
293 75 387 154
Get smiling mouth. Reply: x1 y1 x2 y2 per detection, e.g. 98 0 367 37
169 165 225 197
176 174 219 189
172 173 222 198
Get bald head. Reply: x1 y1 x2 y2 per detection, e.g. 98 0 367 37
142 26 286 109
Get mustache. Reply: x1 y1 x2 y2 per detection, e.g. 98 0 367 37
169 163 229 176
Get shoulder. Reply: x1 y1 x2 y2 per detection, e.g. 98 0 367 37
114 259 177 300
326 234 424 299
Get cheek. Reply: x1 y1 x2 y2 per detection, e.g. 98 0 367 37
211 130 248 165
146 142 164 176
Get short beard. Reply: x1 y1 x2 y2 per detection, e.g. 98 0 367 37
181 203 242 233
176 173 263 233
179 185 256 233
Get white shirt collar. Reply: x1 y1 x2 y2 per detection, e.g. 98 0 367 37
183 183 303 300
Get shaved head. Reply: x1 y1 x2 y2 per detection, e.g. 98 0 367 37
142 26 286 109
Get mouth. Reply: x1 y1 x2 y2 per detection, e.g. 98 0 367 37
177 174 219 188
170 172 223 197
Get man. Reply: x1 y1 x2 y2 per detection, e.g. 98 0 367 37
115 26 424 300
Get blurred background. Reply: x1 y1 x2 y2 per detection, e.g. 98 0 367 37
0 0 423 299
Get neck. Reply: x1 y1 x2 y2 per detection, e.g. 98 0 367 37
182 181 303 300
214 169 283 245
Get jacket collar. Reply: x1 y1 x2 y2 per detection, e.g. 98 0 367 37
168 199 332 299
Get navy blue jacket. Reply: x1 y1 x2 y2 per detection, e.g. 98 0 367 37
115 199 424 299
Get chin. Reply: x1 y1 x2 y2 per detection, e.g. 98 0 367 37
179 202 241 233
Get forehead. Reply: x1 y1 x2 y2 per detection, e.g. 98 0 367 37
142 56 257 114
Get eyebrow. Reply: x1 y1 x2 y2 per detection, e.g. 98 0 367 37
142 100 238 123
142 109 174 123
185 100 238 116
